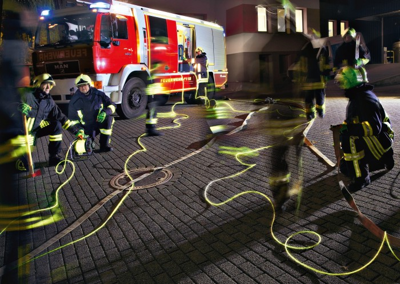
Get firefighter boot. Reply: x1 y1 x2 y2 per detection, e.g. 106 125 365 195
146 124 163 136
99 134 113 152
348 176 371 193
49 155 63 167
272 183 290 212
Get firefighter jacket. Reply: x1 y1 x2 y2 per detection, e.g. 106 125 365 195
20 88 77 134
341 84 394 176
334 40 370 69
194 52 208 77
68 87 116 132
296 41 331 91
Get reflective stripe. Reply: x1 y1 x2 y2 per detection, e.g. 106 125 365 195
361 121 373 137
0 136 27 164
301 82 326 90
49 134 62 142
27 117 35 132
305 105 316 113
62 119 73 130
107 105 116 114
270 173 291 186
77 110 85 125
70 120 80 127
362 137 381 160
39 120 50 128
349 136 362 178
316 104 325 110
146 118 158 125
100 128 112 135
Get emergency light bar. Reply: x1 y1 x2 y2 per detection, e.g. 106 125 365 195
90 2 111 9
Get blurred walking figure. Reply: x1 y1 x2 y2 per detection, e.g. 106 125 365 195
145 62 164 136
295 29 332 120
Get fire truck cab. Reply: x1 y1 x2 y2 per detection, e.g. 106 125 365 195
33 0 228 119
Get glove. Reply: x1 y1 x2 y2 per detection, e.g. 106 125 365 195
97 111 106 123
355 58 363 68
75 129 86 140
39 120 50 128
20 103 32 116
340 124 348 134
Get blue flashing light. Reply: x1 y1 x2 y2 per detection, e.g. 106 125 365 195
89 2 111 9
41 10 50 16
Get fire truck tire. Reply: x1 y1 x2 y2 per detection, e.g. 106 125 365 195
117 78 148 119
184 92 199 104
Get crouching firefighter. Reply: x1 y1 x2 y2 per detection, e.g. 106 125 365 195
68 74 116 152
335 66 394 192
19 73 84 167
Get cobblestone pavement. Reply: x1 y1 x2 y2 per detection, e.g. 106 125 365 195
1 94 400 284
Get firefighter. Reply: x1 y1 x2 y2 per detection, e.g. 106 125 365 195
19 73 84 167
245 100 308 211
334 27 370 82
193 47 209 99
145 62 164 136
295 30 331 120
68 74 116 152
194 47 208 78
335 66 394 192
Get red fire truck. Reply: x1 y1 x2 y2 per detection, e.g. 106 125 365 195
33 0 228 118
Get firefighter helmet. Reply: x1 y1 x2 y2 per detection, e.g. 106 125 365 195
33 73 56 88
342 27 356 38
195 47 204 53
75 74 93 87
335 66 365 89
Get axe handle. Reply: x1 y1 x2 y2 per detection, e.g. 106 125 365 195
23 114 34 175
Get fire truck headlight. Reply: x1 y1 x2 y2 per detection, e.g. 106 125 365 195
41 10 50 16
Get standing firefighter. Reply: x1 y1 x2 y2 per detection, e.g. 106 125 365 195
296 30 331 120
145 62 164 136
335 67 394 191
334 27 370 82
19 73 83 167
68 74 116 152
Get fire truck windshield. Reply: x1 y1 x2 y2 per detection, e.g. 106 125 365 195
35 13 96 47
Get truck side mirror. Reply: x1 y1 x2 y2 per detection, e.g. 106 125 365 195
112 40 120 46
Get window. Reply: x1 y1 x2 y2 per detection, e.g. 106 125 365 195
257 6 267 32
295 9 303 33
277 9 286 32
328 20 336 37
340 21 348 36
148 16 168 44
112 15 128 39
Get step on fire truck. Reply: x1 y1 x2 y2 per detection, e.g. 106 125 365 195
33 0 228 118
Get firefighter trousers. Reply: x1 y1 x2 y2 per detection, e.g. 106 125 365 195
34 120 63 157
303 89 326 119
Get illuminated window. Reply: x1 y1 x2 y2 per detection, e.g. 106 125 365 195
295 9 303 33
340 21 348 36
328 20 336 37
277 8 285 32
257 6 267 32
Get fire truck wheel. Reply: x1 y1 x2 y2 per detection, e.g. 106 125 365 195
117 78 148 119
184 92 200 104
